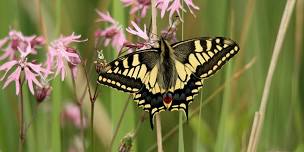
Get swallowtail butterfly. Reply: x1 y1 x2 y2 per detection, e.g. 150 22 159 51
97 37 239 129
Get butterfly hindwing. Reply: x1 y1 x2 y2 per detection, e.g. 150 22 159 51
133 86 165 129
97 49 160 93
168 74 204 119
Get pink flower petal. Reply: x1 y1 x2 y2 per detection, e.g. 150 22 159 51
24 66 42 95
0 37 8 48
126 21 149 40
3 67 21 95
168 0 184 22
157 0 170 18
96 11 117 24
121 0 134 6
0 60 18 80
184 0 199 14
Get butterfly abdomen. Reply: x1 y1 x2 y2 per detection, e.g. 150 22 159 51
158 38 178 91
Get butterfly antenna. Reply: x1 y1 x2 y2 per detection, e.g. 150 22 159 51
164 15 180 40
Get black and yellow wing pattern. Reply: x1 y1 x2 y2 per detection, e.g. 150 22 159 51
97 49 160 93
97 37 239 129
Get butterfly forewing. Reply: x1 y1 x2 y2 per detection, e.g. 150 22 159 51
172 37 239 78
97 49 160 93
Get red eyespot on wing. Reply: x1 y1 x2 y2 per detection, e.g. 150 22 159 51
163 95 172 104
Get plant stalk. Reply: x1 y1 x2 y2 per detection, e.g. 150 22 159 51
246 0 296 151
151 0 163 151
70 68 86 150
18 78 25 152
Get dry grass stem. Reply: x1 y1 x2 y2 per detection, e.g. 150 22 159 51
246 0 296 151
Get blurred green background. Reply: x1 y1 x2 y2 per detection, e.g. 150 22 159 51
0 0 303 151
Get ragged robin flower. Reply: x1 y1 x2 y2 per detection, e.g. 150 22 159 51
0 45 46 95
96 11 126 51
45 33 83 81
156 0 199 23
125 21 154 49
121 0 151 18
0 30 45 61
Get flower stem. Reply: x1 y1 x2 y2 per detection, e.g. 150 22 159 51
82 62 98 152
18 78 25 152
150 0 163 152
70 68 85 150
90 100 95 152
178 1 185 152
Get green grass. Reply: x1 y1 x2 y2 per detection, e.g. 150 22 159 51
0 0 303 151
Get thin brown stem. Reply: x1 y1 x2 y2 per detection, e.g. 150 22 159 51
18 78 25 152
34 0 48 42
81 61 98 152
90 100 95 152
70 68 86 150
109 95 132 151
151 0 163 152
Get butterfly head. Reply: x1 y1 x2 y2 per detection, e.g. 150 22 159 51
95 50 110 73
162 92 173 109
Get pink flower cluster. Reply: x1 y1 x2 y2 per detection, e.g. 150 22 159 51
96 11 179 51
96 1 199 51
46 33 83 81
157 0 199 23
0 30 83 96
95 11 126 51
121 0 151 18
120 0 199 22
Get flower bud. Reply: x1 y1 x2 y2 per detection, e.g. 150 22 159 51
35 85 52 103
119 133 134 152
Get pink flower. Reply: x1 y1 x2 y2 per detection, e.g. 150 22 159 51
0 30 45 61
167 0 184 22
121 0 151 17
126 21 149 41
184 0 199 14
96 11 117 24
126 21 154 49
156 0 199 23
61 103 87 129
46 33 83 81
0 47 46 95
156 0 171 18
96 11 126 51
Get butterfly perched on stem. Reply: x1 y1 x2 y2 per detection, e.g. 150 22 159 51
97 37 239 129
